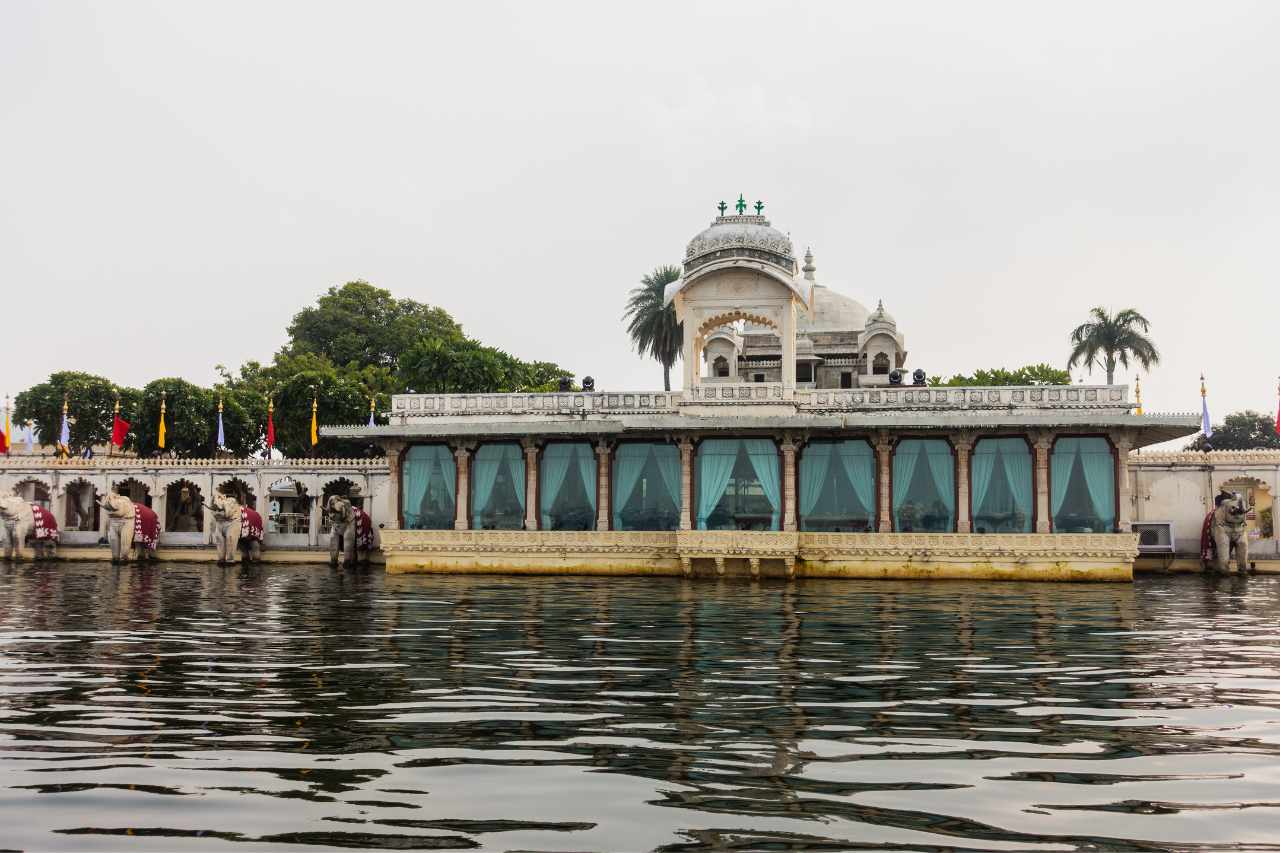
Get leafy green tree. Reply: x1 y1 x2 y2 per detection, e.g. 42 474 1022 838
1184 410 1280 451
13 372 142 455
270 362 374 459
399 338 567 394
1067 307 1160 384
929 364 1072 387
285 280 462 370
134 379 217 457
623 265 683 391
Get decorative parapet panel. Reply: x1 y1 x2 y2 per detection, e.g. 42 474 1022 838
675 530 799 557
391 391 679 419
796 385 1130 412
683 383 790 405
1130 449 1280 466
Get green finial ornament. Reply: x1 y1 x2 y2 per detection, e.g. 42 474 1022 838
754 200 764 214
735 194 747 215
717 200 727 216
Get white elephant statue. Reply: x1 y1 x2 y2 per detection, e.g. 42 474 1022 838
209 494 264 565
0 496 59 560
326 495 374 568
1204 491 1251 574
98 492 160 564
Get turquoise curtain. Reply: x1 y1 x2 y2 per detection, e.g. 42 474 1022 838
472 444 505 519
506 446 525 522
576 444 597 521
892 440 921 530
539 443 578 530
970 442 998 524
1077 438 1115 531
612 444 649 530
839 441 876 519
654 444 681 512
744 439 781 530
924 442 955 530
696 440 739 530
1050 440 1074 522
401 445 434 529
799 442 832 518
1001 441 1033 532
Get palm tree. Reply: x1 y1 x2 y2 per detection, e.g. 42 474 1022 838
623 265 683 391
1067 307 1161 385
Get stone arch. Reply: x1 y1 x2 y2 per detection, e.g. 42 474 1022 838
697 310 776 338
215 476 257 507
111 477 152 506
164 478 205 533
61 477 101 532
11 477 52 509
872 352 890 375
320 477 364 533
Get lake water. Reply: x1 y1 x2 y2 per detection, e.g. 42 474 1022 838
1 563 1279 852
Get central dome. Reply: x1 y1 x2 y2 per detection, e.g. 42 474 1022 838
683 214 796 276
798 284 871 333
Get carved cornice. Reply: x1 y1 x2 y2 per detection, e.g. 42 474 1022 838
1131 450 1280 465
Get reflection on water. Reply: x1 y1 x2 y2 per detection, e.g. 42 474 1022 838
2 564 1279 851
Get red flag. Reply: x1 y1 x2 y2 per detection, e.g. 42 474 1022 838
111 415 130 448
266 410 275 449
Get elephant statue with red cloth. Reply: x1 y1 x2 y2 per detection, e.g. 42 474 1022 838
326 494 374 568
1202 490 1252 574
209 494 264 565
0 496 59 560
98 492 159 564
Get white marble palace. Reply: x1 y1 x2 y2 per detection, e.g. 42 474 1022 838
326 203 1203 581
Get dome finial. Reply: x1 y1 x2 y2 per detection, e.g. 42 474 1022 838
735 194 747 215
802 247 816 281
717 200 727 216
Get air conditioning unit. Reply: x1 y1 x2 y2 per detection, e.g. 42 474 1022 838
1131 521 1174 554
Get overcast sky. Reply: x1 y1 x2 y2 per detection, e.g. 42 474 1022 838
2 1 1277 437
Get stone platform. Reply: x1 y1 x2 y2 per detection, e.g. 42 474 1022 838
380 530 1138 582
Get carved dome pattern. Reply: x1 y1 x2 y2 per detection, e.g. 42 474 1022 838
684 214 796 274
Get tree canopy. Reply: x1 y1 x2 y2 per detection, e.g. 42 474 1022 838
623 266 683 391
13 372 142 455
929 364 1071 387
1184 410 1280 451
1067 307 1160 384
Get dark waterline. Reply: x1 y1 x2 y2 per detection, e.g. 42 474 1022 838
1 563 1278 852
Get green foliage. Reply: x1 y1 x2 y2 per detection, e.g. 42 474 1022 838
13 372 142 454
1261 507 1274 539
928 364 1071 387
1067 307 1160 384
1184 410 1280 451
285 280 462 370
623 265 683 391
398 338 564 395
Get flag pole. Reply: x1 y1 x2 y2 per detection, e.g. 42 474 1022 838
110 390 119 459
1134 375 1143 417
3 394 9 458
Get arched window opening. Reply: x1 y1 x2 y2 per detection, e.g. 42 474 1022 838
971 438 1033 533
1051 437 1115 533
12 479 51 510
268 478 308 535
402 445 457 530
713 356 729 378
799 440 875 532
217 478 257 508
321 479 363 533
64 480 100 531
166 480 204 532
696 438 780 531
540 442 596 531
113 478 151 508
872 353 890 375
892 439 954 532
472 443 525 530
613 442 680 531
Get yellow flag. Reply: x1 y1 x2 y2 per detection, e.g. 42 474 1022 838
3 408 9 452
310 399 318 446
158 411 166 449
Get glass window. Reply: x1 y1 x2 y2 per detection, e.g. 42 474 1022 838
1051 437 1115 533
402 445 457 530
696 438 780 531
540 442 596 531
799 440 875 532
892 439 954 532
613 442 680 531
971 438 1033 533
473 443 525 530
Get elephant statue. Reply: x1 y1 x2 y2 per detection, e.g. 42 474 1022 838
0 496 59 560
326 495 374 568
1202 490 1252 574
98 492 160 564
209 494 264 566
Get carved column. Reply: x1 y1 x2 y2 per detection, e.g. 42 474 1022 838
875 431 893 532
781 434 799 532
1032 431 1052 533
382 440 404 531
522 439 539 531
1112 431 1133 533
682 315 698 393
452 444 471 530
595 441 612 531
953 433 975 533
678 436 694 530
780 302 797 390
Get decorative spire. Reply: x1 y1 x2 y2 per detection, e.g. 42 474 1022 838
802 247 816 281
1200 373 1206 397
1134 375 1143 416
754 200 764 214
735 194 747 215
717 200 727 216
